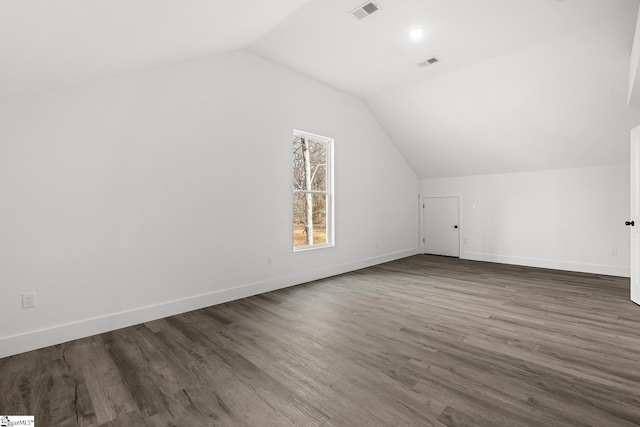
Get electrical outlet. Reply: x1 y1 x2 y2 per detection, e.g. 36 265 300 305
22 292 36 309
268 257 273 267
611 248 618 256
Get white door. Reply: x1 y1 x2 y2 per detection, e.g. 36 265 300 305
423 196 460 257
630 126 640 305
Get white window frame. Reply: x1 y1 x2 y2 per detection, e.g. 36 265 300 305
293 129 334 251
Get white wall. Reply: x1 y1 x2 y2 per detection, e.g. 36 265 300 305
420 165 630 277
629 4 640 108
0 50 419 358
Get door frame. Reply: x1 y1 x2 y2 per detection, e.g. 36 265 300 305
420 194 463 257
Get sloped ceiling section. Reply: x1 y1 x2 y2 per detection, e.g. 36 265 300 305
369 12 640 178
1 0 639 179
251 0 640 178
250 0 639 98
0 0 311 100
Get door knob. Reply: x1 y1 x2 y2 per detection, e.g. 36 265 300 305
625 221 635 226
454 225 458 229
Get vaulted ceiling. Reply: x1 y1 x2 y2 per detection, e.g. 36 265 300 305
2 0 639 178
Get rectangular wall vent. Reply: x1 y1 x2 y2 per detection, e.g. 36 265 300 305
418 56 440 67
350 1 380 20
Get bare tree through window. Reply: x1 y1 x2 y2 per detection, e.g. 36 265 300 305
293 131 333 249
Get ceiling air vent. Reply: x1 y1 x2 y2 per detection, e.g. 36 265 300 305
350 1 380 20
418 56 440 67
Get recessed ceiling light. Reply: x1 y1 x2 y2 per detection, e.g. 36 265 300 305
409 28 425 41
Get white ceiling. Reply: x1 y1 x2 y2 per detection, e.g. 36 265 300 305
0 0 311 100
368 11 640 177
250 0 638 98
2 0 639 178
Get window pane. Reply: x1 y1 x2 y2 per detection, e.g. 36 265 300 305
309 139 327 192
293 193 327 247
293 137 305 191
292 136 327 192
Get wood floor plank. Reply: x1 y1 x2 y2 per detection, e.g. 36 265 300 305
1 255 639 426
68 338 137 424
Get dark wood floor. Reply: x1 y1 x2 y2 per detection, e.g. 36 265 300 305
2 255 640 426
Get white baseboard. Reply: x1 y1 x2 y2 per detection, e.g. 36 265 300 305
462 251 630 278
0 248 420 359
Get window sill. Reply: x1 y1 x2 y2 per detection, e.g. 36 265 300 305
293 243 334 252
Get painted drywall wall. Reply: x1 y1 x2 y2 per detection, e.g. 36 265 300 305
0 50 419 358
629 4 640 108
420 165 630 277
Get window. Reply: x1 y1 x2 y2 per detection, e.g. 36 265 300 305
293 130 334 250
